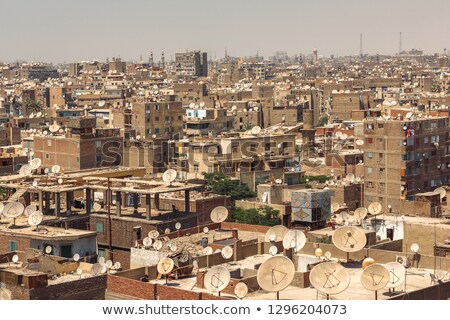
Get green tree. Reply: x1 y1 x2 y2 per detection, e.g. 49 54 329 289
23 98 42 116
232 205 280 226
203 172 256 201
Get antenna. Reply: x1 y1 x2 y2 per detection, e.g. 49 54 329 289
157 257 175 275
264 225 288 242
234 282 249 299
309 262 350 296
360 33 363 57
360 264 389 299
221 246 233 259
204 266 231 293
256 256 295 298
399 32 402 54
210 206 229 223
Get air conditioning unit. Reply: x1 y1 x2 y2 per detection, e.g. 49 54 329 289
396 255 411 268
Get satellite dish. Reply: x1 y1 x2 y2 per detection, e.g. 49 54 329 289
175 222 181 230
143 237 152 247
264 225 288 242
324 251 332 260
93 202 101 211
434 187 446 200
210 206 228 223
73 253 80 262
315 248 323 257
203 226 209 234
101 265 108 274
282 230 306 252
2 202 25 218
162 169 177 183
98 100 106 107
52 165 61 173
204 266 231 292
12 255 19 263
368 202 382 214
257 256 295 292
45 246 52 254
0 202 3 215
106 260 113 268
76 268 83 275
221 246 233 259
385 262 406 288
49 123 60 133
30 158 42 170
0 288 12 300
269 245 278 256
331 203 340 213
411 243 419 253
153 240 163 250
28 211 43 226
189 102 195 108
199 101 205 107
356 139 364 146
148 230 159 239
345 173 355 183
405 112 413 119
354 207 368 220
360 264 390 291
44 168 49 174
251 126 262 135
164 228 171 234
24 204 37 216
234 282 249 299
309 262 350 295
19 164 33 177
275 179 283 184
332 226 367 252
203 246 213 255
114 262 121 270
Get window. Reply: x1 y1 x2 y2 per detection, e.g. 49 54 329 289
311 208 322 221
378 124 384 129
96 222 104 233
367 152 373 159
367 138 373 143
424 137 429 144
47 139 52 146
8 241 17 251
194 164 199 172
367 167 373 174
95 141 102 148
96 155 102 162
45 153 49 159
98 249 105 258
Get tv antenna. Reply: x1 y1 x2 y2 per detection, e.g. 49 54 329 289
204 266 231 295
256 256 295 300
360 263 389 299
210 206 228 223
309 262 350 299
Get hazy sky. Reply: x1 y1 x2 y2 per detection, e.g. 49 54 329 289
1 0 449 63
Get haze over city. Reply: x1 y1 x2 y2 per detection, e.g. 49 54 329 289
1 0 450 62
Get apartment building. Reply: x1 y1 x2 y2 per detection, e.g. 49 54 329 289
175 51 208 77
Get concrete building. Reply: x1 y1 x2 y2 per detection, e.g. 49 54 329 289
175 51 208 77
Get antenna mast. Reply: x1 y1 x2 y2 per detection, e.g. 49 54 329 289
360 33 363 57
399 32 402 54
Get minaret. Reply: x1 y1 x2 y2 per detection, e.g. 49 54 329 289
149 51 154 67
161 50 165 69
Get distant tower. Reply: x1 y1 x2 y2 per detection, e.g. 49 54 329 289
360 34 363 57
161 50 165 69
140 54 143 63
312 48 318 64
224 48 228 61
399 32 402 54
149 51 154 67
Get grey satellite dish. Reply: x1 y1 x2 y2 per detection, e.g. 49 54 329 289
204 266 231 293
309 262 350 295
73 253 80 262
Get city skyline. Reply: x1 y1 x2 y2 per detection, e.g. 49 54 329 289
1 0 449 63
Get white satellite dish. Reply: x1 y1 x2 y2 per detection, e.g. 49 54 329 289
275 179 283 184
368 202 382 214
19 164 33 177
210 206 228 223
30 158 42 170
175 222 181 230
157 258 174 275
98 257 106 265
199 101 205 107
356 139 364 146
164 228 171 234
170 243 178 252
251 126 262 135
221 246 233 259
114 262 121 270
12 255 19 263
91 263 102 275
101 265 108 274
98 100 106 107
345 173 355 183
52 165 61 173
405 112 413 119
143 237 152 247
282 230 306 252
203 246 213 255
204 266 230 293
162 169 177 183
73 253 80 262
76 268 83 275
203 226 209 233
153 240 163 250
411 243 420 253
269 245 278 256
28 211 43 226
49 122 60 133
106 260 113 268
24 204 37 216
148 230 159 239
45 246 52 254
58 178 63 184
234 282 249 299
2 202 25 218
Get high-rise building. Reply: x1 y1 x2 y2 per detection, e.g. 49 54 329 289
175 51 208 77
